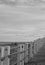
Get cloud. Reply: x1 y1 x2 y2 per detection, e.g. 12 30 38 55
0 5 45 41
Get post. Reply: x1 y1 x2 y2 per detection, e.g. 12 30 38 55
7 46 10 65
1 46 5 65
0 47 1 65
17 44 20 65
24 43 28 63
28 43 30 61
32 42 34 56
20 44 24 65
17 43 24 65
3 46 10 65
30 42 34 58
34 43 37 54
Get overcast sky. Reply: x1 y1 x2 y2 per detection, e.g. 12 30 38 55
0 4 45 42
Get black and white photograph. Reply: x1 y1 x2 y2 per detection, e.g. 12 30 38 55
0 0 45 65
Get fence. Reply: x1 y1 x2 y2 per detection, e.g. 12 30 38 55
0 42 32 65
0 42 44 65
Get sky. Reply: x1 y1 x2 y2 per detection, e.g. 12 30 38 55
0 4 45 42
